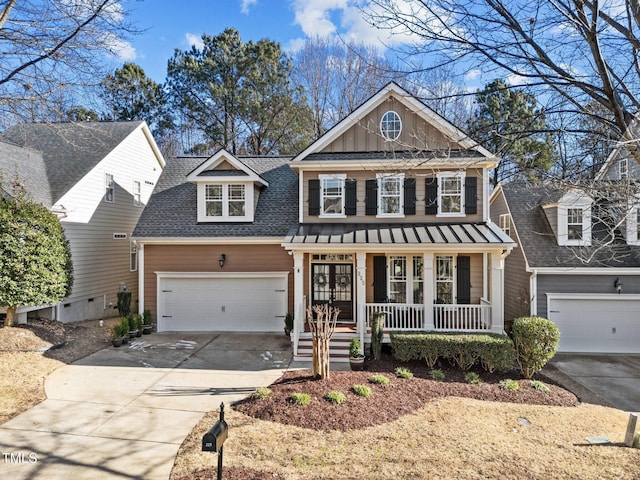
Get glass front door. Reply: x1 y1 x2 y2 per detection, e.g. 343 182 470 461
311 263 353 321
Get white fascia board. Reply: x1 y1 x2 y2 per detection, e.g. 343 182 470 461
186 148 268 186
490 184 532 271
134 237 284 245
531 267 640 275
139 122 166 169
290 157 497 171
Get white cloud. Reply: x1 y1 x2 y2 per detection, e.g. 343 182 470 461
104 33 137 61
285 37 307 53
464 69 482 81
240 0 257 14
292 0 347 38
185 33 204 50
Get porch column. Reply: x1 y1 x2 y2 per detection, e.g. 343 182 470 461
423 252 435 330
490 252 505 333
356 251 367 336
293 251 304 354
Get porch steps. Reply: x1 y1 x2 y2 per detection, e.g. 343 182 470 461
294 332 357 363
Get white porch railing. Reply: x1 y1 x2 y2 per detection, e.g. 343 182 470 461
365 303 492 332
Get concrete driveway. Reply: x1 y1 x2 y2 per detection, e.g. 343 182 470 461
0 332 292 479
550 354 640 413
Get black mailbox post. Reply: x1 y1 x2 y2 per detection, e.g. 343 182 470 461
202 402 229 480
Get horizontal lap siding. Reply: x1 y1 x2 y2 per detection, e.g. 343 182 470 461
143 244 293 324
537 274 640 318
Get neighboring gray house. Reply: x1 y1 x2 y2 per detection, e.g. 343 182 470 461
490 181 640 353
0 121 165 323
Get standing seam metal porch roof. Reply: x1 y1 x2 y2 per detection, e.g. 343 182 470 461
285 223 514 246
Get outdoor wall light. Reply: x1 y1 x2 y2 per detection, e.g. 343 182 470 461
219 254 226 268
614 277 623 294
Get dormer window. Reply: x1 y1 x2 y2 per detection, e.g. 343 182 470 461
380 111 402 140
557 190 592 246
203 183 249 220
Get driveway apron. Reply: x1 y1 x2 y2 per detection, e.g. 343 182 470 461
0 333 291 479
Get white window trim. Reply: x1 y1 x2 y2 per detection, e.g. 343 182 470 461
197 182 254 222
133 180 142 207
376 173 405 218
387 255 424 304
105 173 114 203
130 240 138 272
499 214 511 236
558 204 592 246
435 255 455 304
626 200 640 245
380 110 402 140
619 158 628 179
319 174 347 218
437 172 465 217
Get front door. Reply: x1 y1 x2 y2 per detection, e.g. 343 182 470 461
311 263 353 321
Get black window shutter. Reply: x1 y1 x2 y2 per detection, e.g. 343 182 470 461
308 179 320 216
404 178 416 215
345 179 357 215
465 176 478 215
365 179 378 215
456 256 471 305
373 256 388 303
425 177 438 214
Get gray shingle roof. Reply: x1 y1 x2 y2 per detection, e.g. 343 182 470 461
0 141 52 205
1 121 143 202
303 150 484 162
501 182 640 267
132 155 297 238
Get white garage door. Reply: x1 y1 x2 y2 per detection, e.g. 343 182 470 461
547 294 640 353
157 273 288 332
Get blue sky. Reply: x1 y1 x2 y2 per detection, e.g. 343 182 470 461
117 1 480 85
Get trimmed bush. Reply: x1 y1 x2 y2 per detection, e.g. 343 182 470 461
368 374 390 386
511 316 560 379
352 384 372 398
464 372 482 385
324 391 347 404
253 387 272 400
394 367 413 379
499 379 519 391
289 393 312 406
391 332 514 373
430 369 445 381
530 380 550 392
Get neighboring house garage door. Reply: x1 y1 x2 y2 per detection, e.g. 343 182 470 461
157 273 288 332
547 294 640 353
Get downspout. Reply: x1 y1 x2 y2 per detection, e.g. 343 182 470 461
530 269 537 316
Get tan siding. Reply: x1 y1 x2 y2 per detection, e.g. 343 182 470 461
302 168 484 223
143 244 293 323
469 253 483 303
320 96 460 153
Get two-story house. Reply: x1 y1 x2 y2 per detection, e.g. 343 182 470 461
1 121 165 323
133 82 514 359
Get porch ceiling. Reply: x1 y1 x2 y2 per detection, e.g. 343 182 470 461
284 223 514 247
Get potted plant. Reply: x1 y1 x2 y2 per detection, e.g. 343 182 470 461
120 317 130 344
126 314 137 339
284 312 294 337
142 309 153 334
134 314 143 337
349 337 365 371
111 323 123 347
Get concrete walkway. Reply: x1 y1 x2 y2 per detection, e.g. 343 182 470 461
0 333 292 479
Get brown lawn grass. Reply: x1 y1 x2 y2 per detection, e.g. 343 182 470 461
172 400 640 480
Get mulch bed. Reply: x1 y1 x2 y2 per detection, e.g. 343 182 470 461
234 353 579 432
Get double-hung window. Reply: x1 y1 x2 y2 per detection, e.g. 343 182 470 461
204 184 247 220
437 172 464 216
567 208 583 240
435 256 454 304
319 174 345 216
619 158 628 180
388 255 424 304
377 173 404 216
133 180 141 207
105 173 114 203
